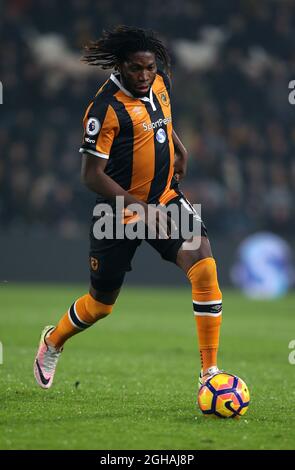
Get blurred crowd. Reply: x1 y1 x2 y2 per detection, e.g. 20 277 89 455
1 0 295 239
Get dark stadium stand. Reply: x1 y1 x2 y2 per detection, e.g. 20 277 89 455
1 0 294 240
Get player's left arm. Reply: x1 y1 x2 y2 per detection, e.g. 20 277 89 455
172 128 188 182
161 71 188 181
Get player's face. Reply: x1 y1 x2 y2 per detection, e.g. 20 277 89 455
119 51 157 97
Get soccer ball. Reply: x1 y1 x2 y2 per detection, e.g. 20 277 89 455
198 373 250 418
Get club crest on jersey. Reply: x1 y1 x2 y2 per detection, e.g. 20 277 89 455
156 128 166 144
158 90 169 107
86 118 100 136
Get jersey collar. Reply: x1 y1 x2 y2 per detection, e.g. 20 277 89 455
110 73 156 111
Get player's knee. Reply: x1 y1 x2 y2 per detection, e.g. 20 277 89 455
85 293 114 321
187 257 222 299
90 273 125 293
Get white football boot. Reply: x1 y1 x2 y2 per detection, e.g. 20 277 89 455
34 325 62 389
198 366 222 389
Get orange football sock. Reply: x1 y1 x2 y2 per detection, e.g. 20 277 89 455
187 257 222 374
47 293 113 349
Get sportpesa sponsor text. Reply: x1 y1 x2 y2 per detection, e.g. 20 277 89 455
143 116 171 131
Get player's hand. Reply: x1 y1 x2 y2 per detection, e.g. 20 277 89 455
143 204 175 240
174 153 187 181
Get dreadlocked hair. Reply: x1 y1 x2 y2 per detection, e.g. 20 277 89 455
82 25 171 73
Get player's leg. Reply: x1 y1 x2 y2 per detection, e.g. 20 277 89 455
34 234 140 389
45 284 121 350
33 283 122 389
176 235 222 384
146 194 222 385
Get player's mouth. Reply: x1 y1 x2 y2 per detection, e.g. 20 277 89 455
136 84 150 93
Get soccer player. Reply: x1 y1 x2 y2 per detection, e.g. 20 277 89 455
34 26 223 391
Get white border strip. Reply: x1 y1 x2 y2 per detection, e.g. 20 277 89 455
193 300 222 305
67 302 92 330
194 311 222 317
67 309 84 330
73 302 92 326
110 73 133 97
79 148 109 159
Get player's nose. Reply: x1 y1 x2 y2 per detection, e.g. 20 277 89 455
139 70 149 82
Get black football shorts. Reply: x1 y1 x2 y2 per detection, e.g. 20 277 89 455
89 192 208 291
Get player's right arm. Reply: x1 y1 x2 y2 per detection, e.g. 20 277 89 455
81 153 146 208
80 100 143 206
81 154 170 239
80 100 170 238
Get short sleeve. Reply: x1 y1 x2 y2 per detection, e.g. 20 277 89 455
79 99 120 159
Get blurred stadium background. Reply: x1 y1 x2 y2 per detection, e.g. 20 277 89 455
2 0 295 452
1 0 295 291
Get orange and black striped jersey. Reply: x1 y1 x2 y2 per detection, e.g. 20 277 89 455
79 71 178 205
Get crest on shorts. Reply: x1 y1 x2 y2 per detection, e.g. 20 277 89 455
158 90 170 107
90 256 99 271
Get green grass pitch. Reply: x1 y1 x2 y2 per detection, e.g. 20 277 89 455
0 284 294 450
